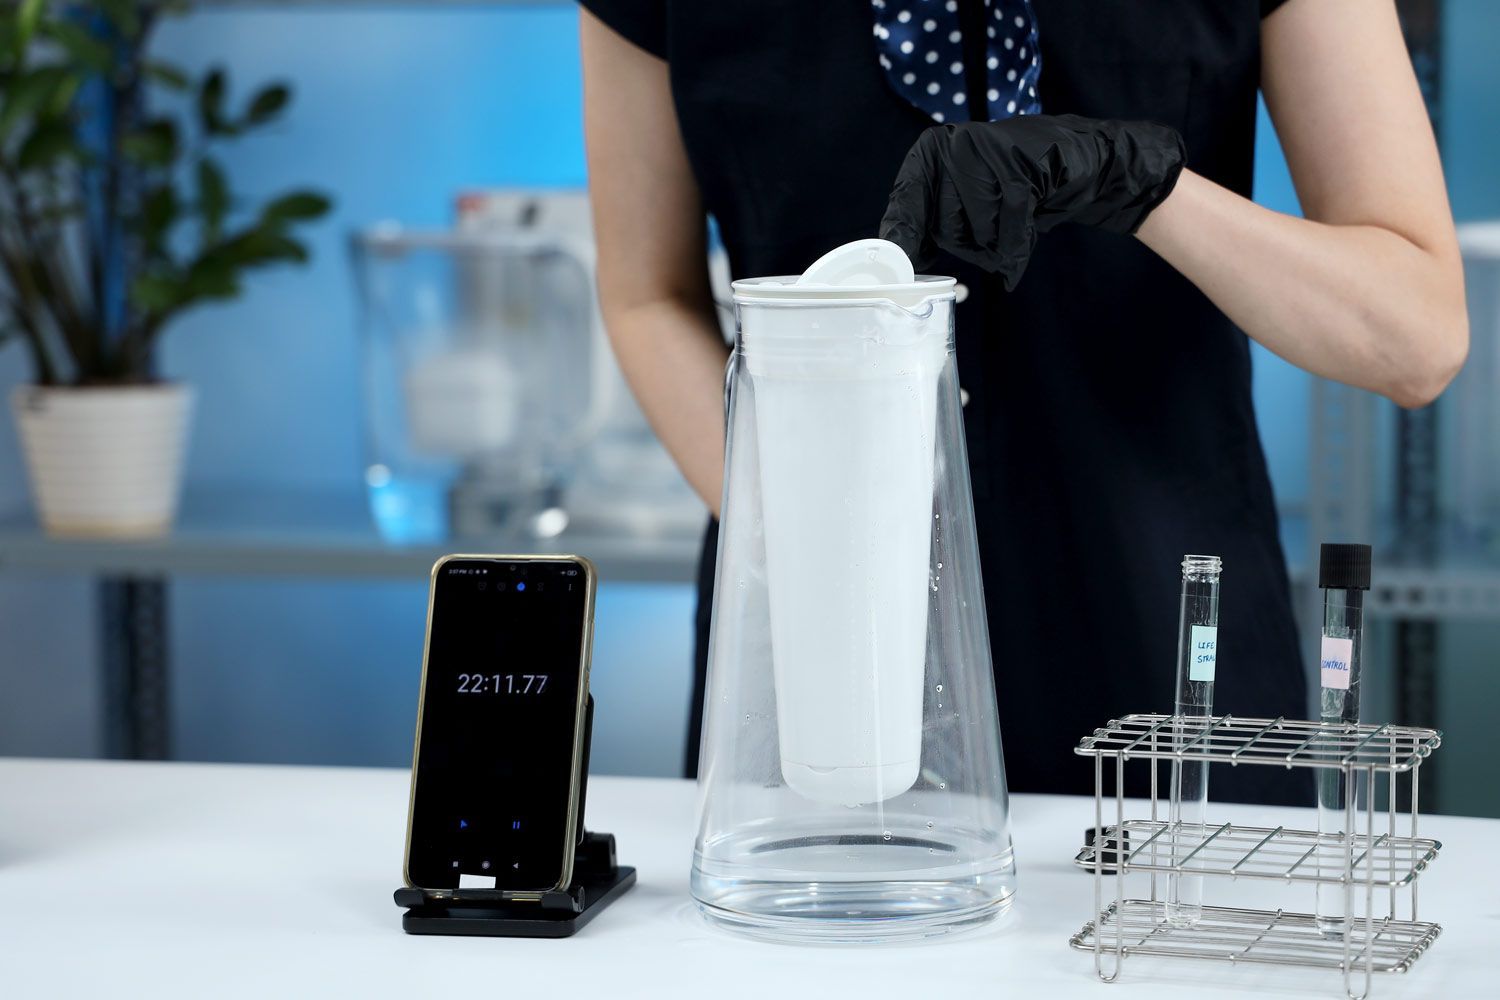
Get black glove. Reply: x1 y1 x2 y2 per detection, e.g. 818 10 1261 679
879 114 1186 290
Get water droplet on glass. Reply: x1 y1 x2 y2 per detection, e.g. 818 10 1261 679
929 848 937 854
882 830 893 841
935 684 943 693
926 821 934 829
936 562 943 570
939 782 947 790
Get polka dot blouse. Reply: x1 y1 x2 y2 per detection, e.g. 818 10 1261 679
871 0 1042 123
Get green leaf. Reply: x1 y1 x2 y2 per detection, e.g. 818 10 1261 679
196 157 230 240
120 119 179 166
95 0 141 40
15 0 45 55
45 73 81 116
218 227 309 268
260 191 331 226
0 19 18 65
182 255 241 300
243 83 289 126
139 185 180 255
252 234 309 265
198 67 229 135
41 21 113 75
0 65 73 142
129 273 181 313
17 121 85 170
144 61 191 92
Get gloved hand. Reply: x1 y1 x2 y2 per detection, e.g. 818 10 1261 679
879 114 1186 290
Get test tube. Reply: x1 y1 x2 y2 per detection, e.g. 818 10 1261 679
1167 554 1221 929
1315 543 1372 937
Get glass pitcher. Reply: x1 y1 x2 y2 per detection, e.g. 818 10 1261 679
352 226 603 543
691 274 1017 943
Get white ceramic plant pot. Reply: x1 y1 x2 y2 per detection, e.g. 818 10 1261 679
11 383 194 538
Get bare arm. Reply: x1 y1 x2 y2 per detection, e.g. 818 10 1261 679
581 10 728 513
1135 0 1467 408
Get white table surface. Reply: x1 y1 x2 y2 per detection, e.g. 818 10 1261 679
2 758 1494 999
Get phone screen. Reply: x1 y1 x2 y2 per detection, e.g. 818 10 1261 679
406 557 590 892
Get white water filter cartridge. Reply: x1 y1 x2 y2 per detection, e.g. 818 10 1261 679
742 241 943 806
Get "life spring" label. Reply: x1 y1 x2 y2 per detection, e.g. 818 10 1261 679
1188 625 1218 682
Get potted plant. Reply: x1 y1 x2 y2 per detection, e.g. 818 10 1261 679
1 0 329 537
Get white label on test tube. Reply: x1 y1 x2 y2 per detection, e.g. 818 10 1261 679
1188 625 1218 682
1320 635 1353 690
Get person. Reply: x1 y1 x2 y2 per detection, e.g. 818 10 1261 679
577 0 1467 803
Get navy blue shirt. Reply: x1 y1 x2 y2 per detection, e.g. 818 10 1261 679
582 0 1305 804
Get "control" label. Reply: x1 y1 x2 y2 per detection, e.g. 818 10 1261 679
1321 636 1354 691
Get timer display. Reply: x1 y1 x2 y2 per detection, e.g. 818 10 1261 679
406 557 589 893
456 673 549 695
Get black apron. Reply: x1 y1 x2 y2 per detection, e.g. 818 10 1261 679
582 0 1307 804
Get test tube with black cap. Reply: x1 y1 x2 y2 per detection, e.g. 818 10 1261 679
1315 542 1372 936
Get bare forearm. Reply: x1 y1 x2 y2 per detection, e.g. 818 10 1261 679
604 296 729 515
1136 169 1467 408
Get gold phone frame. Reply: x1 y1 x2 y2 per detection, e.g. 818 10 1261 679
402 553 598 900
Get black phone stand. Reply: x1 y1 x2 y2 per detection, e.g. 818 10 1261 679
393 697 635 938
393 831 635 938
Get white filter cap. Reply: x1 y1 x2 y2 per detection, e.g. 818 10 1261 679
797 238 916 287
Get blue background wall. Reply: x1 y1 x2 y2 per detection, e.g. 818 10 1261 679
0 3 1495 782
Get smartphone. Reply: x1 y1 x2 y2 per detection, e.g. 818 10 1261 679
404 554 596 896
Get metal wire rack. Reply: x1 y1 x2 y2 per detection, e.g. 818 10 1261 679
1074 820 1441 887
1070 714 1443 1000
1075 714 1442 772
1070 900 1442 975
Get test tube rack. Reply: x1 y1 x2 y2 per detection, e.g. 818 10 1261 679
1068 714 1443 1000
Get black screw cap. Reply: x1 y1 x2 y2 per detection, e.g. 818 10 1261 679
1319 543 1372 591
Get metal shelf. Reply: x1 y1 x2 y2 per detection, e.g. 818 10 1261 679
1074 714 1443 773
0 489 703 584
1075 820 1441 888
1366 566 1500 619
1281 510 1500 622
1071 900 1441 976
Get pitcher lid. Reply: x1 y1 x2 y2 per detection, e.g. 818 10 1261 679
733 239 956 308
732 274 957 307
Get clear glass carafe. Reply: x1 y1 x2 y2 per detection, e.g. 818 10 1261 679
352 227 602 543
690 275 1017 943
